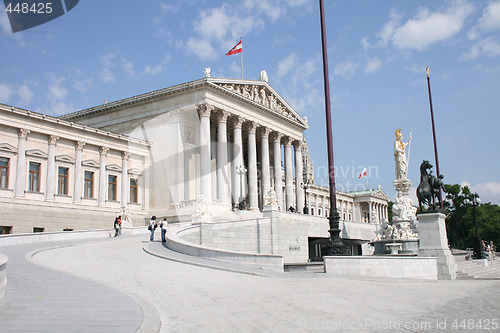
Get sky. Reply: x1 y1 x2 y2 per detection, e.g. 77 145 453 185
1 0 499 205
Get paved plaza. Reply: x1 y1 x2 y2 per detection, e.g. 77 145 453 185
1 233 500 332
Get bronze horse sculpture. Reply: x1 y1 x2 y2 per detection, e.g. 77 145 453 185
417 160 444 211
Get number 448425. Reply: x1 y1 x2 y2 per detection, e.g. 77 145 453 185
452 319 498 330
5 2 53 14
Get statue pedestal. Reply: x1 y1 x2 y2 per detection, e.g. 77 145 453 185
417 212 456 280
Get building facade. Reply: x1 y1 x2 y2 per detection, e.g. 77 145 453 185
0 77 389 256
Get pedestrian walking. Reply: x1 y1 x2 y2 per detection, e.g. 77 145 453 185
160 218 168 243
117 215 122 236
149 216 157 241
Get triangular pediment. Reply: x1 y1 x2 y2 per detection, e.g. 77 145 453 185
128 168 142 176
106 164 122 172
0 143 18 155
26 149 48 159
82 159 100 168
209 79 308 129
373 190 390 201
55 154 75 164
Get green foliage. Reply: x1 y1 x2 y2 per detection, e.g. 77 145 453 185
443 184 500 250
388 201 393 222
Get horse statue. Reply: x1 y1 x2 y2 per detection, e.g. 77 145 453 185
429 172 444 209
416 160 433 210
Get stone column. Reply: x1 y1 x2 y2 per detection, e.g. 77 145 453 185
98 147 109 206
121 151 130 206
271 132 283 210
197 103 213 201
294 140 304 213
142 156 150 211
45 135 58 200
232 116 245 205
284 137 294 210
246 121 258 211
216 110 230 205
73 141 85 203
259 127 271 205
14 129 29 197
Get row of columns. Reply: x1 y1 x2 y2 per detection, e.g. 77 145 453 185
13 128 148 210
198 103 304 212
370 202 389 222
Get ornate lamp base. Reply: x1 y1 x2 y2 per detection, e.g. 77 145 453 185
327 209 352 255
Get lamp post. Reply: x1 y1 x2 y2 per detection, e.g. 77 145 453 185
302 181 309 214
236 165 247 210
319 0 350 255
467 192 483 259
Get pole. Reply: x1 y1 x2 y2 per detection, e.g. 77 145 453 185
319 0 349 255
426 67 443 209
240 37 243 80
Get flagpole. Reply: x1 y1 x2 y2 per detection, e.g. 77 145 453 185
240 37 243 79
426 67 443 209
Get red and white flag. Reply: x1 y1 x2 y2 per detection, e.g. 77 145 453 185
358 168 367 179
226 40 242 56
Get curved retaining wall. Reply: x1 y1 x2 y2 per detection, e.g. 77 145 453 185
0 254 7 300
0 227 149 246
167 225 284 272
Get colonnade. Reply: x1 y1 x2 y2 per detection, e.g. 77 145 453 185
197 103 304 212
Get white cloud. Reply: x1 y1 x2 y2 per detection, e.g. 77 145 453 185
276 53 298 78
17 84 33 106
392 0 474 51
243 0 284 21
364 57 382 74
377 8 403 47
478 1 500 32
47 75 68 102
464 181 500 204
73 70 93 94
463 36 500 60
360 37 370 50
144 64 163 76
121 59 137 78
0 84 13 102
334 59 360 79
100 54 116 83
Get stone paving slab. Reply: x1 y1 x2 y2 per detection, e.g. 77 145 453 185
30 236 500 333
0 239 154 333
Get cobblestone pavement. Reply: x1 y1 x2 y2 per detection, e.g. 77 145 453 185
29 235 500 333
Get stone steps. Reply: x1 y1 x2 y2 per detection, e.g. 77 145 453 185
456 260 500 279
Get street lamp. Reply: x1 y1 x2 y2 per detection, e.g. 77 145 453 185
236 165 247 210
301 181 309 214
466 192 483 259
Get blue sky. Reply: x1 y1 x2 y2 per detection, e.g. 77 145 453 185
1 0 499 205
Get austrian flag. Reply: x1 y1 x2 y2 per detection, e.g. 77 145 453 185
358 168 367 179
226 40 242 56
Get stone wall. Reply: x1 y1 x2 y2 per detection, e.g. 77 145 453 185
0 254 7 300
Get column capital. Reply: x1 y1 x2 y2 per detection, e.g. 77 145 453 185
283 136 294 147
231 115 245 129
258 126 271 139
197 103 214 117
245 121 258 133
143 155 151 164
75 141 86 151
100 146 109 155
122 151 131 160
293 140 303 150
18 128 30 139
270 132 283 143
215 109 230 123
48 135 59 145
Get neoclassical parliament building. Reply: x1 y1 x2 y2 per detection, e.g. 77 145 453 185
0 76 389 257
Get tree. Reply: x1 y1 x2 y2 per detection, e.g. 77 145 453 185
443 184 500 250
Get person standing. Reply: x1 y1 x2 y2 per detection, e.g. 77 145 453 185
113 217 120 237
149 216 157 241
117 215 122 236
160 218 168 243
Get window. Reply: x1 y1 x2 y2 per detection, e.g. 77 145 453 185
0 226 12 234
28 162 41 192
0 157 8 188
108 175 117 201
58 167 69 195
33 227 44 233
130 178 138 203
84 171 94 198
